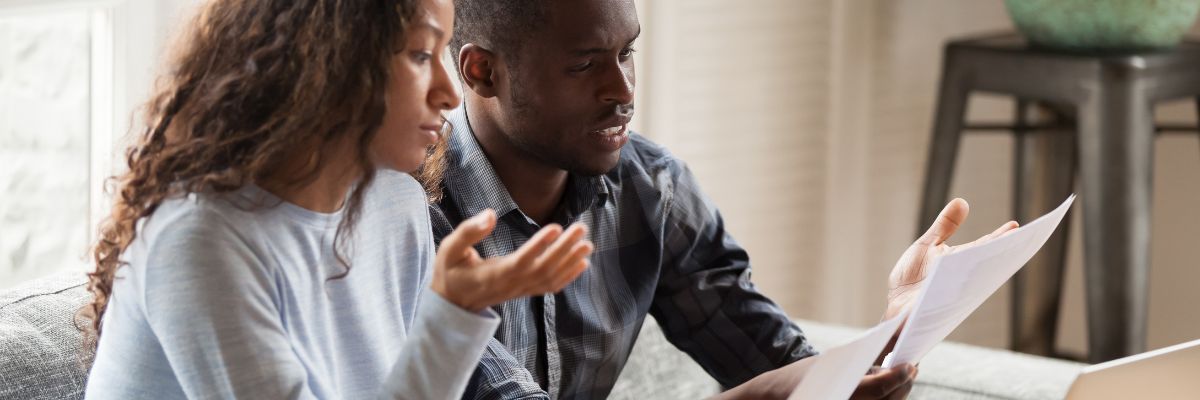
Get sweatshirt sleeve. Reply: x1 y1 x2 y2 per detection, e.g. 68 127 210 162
380 289 501 399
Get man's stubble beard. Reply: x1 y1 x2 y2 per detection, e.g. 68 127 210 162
505 83 612 177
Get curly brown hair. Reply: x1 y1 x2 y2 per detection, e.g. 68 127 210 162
79 0 420 349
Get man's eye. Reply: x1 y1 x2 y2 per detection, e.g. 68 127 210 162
619 47 637 59
570 61 594 72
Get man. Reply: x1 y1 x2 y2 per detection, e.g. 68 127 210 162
423 0 1017 398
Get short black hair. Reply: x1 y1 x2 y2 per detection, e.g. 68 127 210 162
450 0 548 65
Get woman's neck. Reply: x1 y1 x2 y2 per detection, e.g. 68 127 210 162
258 141 360 213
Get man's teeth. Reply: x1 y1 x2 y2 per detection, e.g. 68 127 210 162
595 126 623 136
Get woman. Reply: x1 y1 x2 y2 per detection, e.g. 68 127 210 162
81 0 592 398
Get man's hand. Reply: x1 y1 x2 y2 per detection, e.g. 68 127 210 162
850 364 917 400
708 359 917 400
884 199 1019 320
432 209 593 312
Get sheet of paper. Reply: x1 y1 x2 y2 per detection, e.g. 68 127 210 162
882 194 1075 369
788 313 906 400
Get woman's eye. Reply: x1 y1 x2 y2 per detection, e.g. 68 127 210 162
410 51 433 63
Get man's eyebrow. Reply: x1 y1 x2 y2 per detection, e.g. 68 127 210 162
569 26 642 56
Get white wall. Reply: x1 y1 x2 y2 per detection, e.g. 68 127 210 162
635 0 833 317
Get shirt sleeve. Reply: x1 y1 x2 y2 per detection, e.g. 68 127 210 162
459 339 550 400
140 213 499 400
648 160 818 389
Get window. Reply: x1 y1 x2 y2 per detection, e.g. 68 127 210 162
0 0 183 288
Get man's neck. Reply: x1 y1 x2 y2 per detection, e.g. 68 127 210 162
466 102 568 226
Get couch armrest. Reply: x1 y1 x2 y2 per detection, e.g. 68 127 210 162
0 271 93 399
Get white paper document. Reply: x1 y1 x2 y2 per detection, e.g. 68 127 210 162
882 194 1076 368
788 314 906 400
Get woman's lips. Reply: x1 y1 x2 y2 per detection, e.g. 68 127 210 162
418 124 442 144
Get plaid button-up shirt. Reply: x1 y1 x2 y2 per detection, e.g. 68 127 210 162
428 108 816 399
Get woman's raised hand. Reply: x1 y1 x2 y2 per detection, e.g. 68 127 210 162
431 209 593 312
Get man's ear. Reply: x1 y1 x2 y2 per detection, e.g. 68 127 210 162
459 44 499 99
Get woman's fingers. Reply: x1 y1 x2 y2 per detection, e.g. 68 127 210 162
463 222 593 305
533 223 588 273
437 209 497 267
512 224 564 268
547 244 592 291
508 223 593 295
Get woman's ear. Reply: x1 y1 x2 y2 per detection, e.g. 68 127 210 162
458 44 499 98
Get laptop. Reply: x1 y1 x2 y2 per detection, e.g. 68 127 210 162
1065 338 1200 400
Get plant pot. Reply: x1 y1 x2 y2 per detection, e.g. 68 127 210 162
1005 0 1200 51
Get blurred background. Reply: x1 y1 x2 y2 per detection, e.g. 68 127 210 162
1 0 1198 361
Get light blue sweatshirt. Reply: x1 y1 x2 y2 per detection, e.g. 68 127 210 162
85 171 498 399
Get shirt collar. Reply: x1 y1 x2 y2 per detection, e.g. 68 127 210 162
443 107 522 221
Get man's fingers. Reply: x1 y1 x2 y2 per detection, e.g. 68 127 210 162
438 209 498 265
921 198 969 245
854 364 915 399
986 220 1019 239
955 220 1020 253
886 378 914 400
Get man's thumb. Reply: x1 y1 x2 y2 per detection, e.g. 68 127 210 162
923 198 968 244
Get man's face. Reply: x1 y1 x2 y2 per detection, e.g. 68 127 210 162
494 0 639 176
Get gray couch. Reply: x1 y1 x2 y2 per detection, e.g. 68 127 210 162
1 272 1084 399
612 318 1085 399
1 272 95 399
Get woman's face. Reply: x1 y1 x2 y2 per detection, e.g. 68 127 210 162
373 0 460 172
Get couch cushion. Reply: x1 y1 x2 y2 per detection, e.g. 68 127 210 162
612 318 1085 399
803 321 1084 399
610 319 721 399
0 271 93 400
